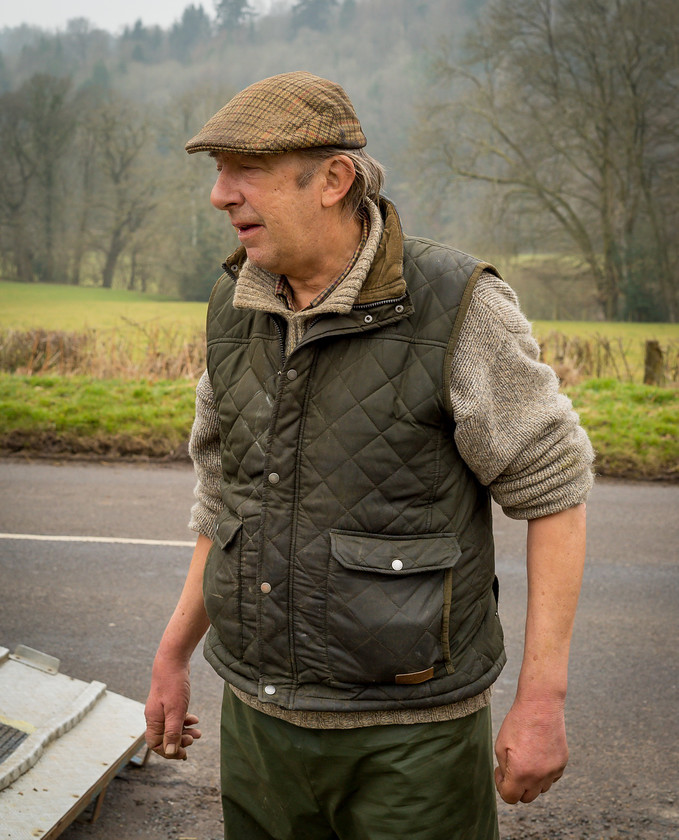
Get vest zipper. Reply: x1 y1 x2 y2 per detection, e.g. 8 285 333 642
353 294 408 310
286 295 410 360
272 316 286 367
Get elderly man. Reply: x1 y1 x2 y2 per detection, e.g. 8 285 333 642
145 71 593 840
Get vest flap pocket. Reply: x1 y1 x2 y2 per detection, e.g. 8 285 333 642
214 509 242 550
329 530 461 575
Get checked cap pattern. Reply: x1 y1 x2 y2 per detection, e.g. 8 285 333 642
186 71 366 155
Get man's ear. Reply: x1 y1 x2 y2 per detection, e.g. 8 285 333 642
320 155 356 208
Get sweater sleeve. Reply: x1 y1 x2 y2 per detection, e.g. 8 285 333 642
450 272 594 520
187 369 224 538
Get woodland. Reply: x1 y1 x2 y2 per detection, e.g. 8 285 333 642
1 0 677 321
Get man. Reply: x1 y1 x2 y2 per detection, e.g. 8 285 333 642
145 71 593 840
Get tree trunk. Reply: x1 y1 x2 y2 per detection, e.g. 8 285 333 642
11 216 34 282
101 231 124 289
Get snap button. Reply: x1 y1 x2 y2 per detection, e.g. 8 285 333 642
286 369 298 381
363 314 374 324
268 472 280 485
395 304 405 313
260 582 272 594
230 264 239 272
391 559 404 571
264 684 276 696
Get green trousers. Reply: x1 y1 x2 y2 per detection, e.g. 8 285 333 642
220 688 499 840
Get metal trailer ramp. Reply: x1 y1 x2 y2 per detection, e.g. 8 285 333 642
0 645 148 839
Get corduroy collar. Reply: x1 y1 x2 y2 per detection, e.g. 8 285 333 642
356 197 406 305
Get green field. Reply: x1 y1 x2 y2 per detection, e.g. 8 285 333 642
0 281 208 333
1 282 678 479
3 280 678 347
531 320 678 341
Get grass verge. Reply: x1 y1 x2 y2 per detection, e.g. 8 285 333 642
0 375 195 460
566 379 678 481
1 374 677 481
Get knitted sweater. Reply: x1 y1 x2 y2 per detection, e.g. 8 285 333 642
187 199 594 728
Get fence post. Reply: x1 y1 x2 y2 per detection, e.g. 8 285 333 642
643 340 664 386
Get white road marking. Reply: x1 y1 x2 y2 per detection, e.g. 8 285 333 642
0 533 195 547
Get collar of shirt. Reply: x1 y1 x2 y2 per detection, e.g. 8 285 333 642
274 211 370 312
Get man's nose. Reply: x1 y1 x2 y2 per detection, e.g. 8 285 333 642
210 169 241 210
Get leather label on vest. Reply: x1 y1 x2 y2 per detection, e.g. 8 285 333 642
395 666 435 685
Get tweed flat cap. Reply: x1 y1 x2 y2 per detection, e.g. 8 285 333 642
185 71 366 155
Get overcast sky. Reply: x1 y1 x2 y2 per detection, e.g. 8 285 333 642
1 0 280 34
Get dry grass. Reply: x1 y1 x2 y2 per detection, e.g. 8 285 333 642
537 331 679 387
3 282 677 386
3 325 677 389
0 323 205 381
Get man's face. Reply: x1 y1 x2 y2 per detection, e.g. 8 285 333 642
209 151 327 279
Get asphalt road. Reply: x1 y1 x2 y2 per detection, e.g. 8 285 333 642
0 459 677 840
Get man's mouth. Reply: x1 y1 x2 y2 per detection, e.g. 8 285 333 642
234 223 262 236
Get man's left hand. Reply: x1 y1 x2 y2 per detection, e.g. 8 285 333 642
494 697 568 804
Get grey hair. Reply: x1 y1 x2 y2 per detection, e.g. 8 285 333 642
295 147 385 217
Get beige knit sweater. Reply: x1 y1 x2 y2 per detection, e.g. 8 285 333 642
186 199 594 728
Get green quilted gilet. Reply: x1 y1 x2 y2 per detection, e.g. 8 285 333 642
202 233 506 712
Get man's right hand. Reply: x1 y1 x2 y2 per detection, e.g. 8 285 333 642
144 533 213 760
144 659 202 760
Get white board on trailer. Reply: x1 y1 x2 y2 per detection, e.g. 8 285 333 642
0 646 147 839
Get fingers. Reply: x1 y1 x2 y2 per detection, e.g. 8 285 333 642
163 714 202 760
146 712 201 761
182 713 202 740
494 759 563 804
494 762 523 805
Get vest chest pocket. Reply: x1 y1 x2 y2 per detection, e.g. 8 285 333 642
204 508 243 659
326 530 461 685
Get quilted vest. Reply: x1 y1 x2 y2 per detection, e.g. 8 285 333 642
202 232 506 712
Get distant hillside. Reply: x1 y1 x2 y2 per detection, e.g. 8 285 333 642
0 1 486 299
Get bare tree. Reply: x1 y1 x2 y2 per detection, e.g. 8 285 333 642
151 85 238 300
27 75 76 284
0 75 75 284
67 89 103 286
417 0 679 321
89 99 157 289
0 87 37 282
